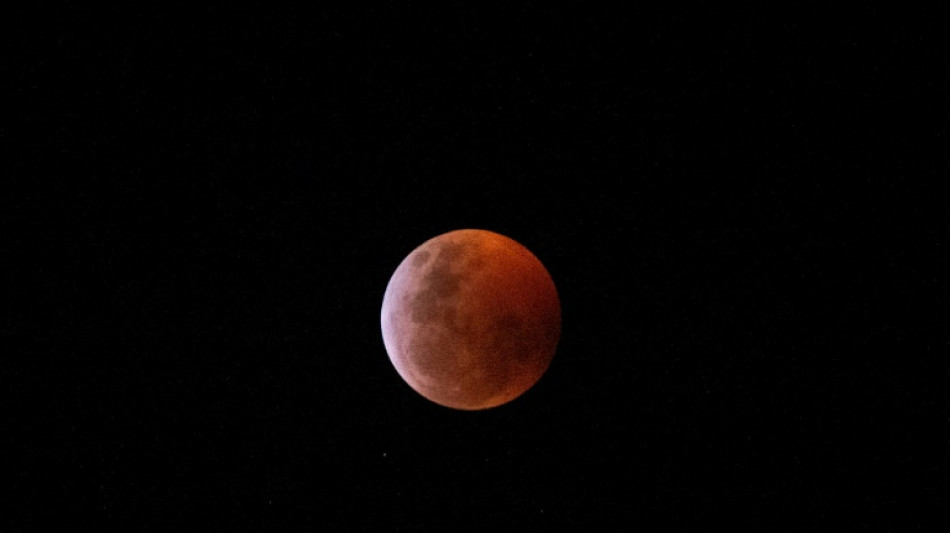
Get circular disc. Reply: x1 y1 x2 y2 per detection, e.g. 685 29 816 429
380 229 561 410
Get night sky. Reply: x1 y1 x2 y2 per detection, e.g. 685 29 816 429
6 4 944 530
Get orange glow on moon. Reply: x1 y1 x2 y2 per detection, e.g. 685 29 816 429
380 229 561 410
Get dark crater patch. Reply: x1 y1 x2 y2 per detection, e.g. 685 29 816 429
411 250 431 268
485 311 542 364
409 241 468 325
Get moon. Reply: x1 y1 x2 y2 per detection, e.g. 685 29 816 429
380 229 561 410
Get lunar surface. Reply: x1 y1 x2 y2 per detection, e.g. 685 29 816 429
380 229 561 410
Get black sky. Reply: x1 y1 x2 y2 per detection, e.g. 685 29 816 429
5 3 945 530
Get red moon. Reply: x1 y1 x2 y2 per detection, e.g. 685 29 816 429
380 229 561 410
